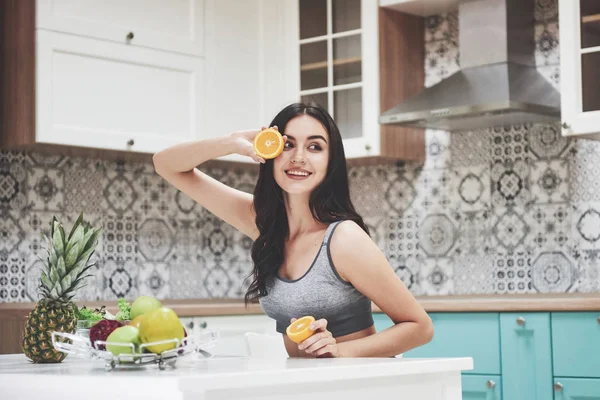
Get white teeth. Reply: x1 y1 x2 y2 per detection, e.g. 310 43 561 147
287 170 310 177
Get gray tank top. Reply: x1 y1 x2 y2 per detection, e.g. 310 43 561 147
259 221 374 338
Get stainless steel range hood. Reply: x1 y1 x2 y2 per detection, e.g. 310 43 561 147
379 0 561 131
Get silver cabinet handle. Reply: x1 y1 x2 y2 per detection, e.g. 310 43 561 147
186 321 194 329
554 382 563 391
127 139 135 147
200 321 207 329
562 122 570 130
126 32 134 41
516 316 526 326
486 380 495 389
365 143 372 151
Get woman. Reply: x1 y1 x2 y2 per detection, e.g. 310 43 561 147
153 102 433 358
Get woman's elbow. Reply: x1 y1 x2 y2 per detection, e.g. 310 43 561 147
421 316 434 345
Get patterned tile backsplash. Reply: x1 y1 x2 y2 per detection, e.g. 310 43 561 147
1 0 598 303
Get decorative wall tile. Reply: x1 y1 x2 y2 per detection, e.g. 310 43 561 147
349 166 388 218
535 22 559 66
455 210 491 256
453 255 495 294
64 158 105 215
204 261 232 298
389 255 422 293
425 39 460 88
0 152 28 212
424 130 451 169
138 218 175 262
570 139 600 202
571 249 600 293
139 262 170 299
102 257 139 299
386 214 421 261
133 172 175 218
425 11 458 43
490 124 530 164
0 210 25 254
226 256 253 298
102 215 138 261
450 129 492 168
491 160 531 208
535 0 558 22
27 165 64 212
420 258 454 295
413 168 457 211
419 213 458 258
530 159 569 204
384 168 417 215
526 204 570 252
169 256 209 299
572 202 600 250
532 251 577 292
529 122 570 159
0 250 27 302
455 165 491 212
491 207 530 253
493 251 533 294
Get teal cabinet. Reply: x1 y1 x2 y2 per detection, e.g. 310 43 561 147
462 375 502 400
552 312 600 378
553 378 600 400
402 313 500 375
500 313 553 400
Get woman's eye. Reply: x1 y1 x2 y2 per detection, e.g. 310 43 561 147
284 141 293 149
309 144 322 151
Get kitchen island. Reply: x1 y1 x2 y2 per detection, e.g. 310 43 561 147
0 353 473 399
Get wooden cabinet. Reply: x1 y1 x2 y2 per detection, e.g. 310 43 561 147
36 0 204 56
559 0 600 139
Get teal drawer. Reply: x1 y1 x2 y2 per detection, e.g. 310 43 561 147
552 312 600 378
374 312 501 375
462 375 502 400
553 378 600 400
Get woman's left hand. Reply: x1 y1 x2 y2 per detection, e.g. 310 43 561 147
297 318 340 358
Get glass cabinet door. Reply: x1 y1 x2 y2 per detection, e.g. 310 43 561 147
298 0 363 140
580 0 600 113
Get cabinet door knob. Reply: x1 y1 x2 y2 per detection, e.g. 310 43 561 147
127 139 135 147
516 316 526 326
187 321 194 329
486 380 495 389
365 143 372 151
200 321 207 329
562 122 570 130
126 32 135 41
554 382 563 392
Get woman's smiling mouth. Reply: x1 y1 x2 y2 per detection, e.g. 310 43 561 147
285 169 313 180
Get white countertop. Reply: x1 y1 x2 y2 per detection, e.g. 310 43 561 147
0 354 473 399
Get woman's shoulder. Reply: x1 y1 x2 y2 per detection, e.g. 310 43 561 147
329 220 371 250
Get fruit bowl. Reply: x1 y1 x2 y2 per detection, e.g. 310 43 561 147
51 330 219 371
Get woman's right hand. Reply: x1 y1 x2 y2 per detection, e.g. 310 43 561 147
230 126 281 164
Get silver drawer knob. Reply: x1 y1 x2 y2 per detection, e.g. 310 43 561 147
516 316 526 326
554 382 563 392
200 321 207 329
365 143 372 151
127 139 135 147
486 380 495 389
562 122 570 130
126 32 134 41
186 321 194 329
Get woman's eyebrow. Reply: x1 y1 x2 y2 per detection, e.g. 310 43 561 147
285 134 328 143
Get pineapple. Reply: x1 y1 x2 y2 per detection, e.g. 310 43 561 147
22 213 101 363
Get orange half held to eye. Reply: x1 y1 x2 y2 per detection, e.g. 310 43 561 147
253 128 284 159
286 316 316 344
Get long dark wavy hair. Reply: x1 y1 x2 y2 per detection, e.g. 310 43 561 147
244 102 369 305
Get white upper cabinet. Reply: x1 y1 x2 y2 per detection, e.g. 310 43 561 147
296 0 380 158
36 0 205 56
36 30 203 153
559 0 600 138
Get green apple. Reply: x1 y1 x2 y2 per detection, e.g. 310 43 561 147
106 326 141 356
130 295 162 319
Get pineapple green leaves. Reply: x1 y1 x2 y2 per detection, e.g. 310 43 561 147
39 213 102 303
